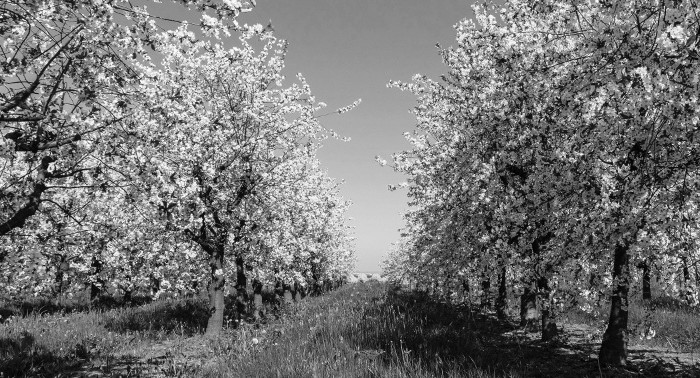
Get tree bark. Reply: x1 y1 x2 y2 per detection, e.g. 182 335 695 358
599 242 631 366
283 282 293 305
0 157 55 237
312 273 322 296
529 232 557 340
205 245 225 336
294 282 302 302
538 277 557 341
681 257 694 304
235 256 247 321
480 272 491 310
496 265 508 319
54 255 69 295
429 279 437 296
149 274 161 297
89 256 103 301
123 288 132 304
640 259 651 300
298 281 308 299
461 278 470 301
520 283 538 331
252 278 263 321
274 278 284 306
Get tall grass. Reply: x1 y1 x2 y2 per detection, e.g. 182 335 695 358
202 283 521 377
3 283 700 377
0 294 235 376
561 296 700 353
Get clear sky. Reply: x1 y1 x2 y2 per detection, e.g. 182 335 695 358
237 1 475 272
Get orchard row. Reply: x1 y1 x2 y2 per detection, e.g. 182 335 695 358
0 1 355 335
382 0 700 367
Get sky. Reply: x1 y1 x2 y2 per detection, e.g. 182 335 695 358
234 1 475 272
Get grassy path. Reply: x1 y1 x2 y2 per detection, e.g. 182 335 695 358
3 282 700 377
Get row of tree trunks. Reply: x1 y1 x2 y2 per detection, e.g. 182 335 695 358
203 247 343 335
638 257 700 305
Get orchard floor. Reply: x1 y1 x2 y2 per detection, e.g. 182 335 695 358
2 282 700 377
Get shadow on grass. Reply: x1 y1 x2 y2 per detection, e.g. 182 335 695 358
352 287 700 378
101 294 281 336
103 298 210 336
0 334 82 377
0 294 156 321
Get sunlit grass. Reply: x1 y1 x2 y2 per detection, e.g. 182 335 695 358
0 283 516 377
3 282 700 377
0 298 211 376
201 282 517 377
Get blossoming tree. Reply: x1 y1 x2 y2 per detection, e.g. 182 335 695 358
386 0 700 366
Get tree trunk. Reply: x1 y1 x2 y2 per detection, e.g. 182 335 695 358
252 278 263 321
429 279 438 296
599 243 631 366
283 282 293 305
149 274 161 298
89 256 103 301
54 256 68 295
480 272 491 310
205 247 226 336
529 232 557 340
461 278 470 303
538 277 557 341
496 265 508 320
0 156 55 236
274 278 284 307
520 283 538 331
681 257 694 304
123 288 132 304
312 273 322 296
294 282 302 302
235 256 247 321
641 260 651 300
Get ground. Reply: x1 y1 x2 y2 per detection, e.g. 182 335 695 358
2 282 700 377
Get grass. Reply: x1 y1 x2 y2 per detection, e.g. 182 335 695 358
0 299 205 376
0 293 264 377
1 283 700 377
561 296 700 353
201 282 517 377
